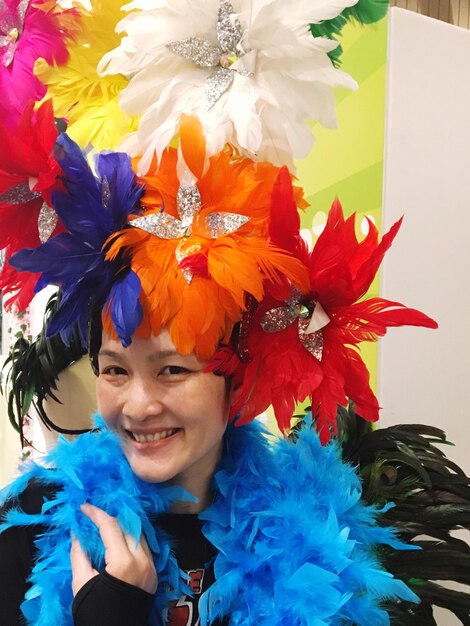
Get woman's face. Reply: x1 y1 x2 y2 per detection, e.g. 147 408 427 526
96 330 230 504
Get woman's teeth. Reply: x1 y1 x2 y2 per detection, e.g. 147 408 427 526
131 429 177 443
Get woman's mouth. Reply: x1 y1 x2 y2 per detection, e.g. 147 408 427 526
126 428 180 443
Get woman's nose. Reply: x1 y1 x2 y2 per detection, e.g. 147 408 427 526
122 379 164 421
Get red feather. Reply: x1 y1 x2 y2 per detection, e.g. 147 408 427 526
0 100 63 309
178 252 209 279
210 199 438 443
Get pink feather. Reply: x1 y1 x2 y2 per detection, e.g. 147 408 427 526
0 0 79 129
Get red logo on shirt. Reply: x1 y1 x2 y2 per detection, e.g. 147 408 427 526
167 569 205 626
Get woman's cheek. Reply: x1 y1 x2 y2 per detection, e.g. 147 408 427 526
96 380 119 420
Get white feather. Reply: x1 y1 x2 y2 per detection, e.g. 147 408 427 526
99 0 360 172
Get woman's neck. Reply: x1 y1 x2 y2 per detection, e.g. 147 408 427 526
170 483 212 514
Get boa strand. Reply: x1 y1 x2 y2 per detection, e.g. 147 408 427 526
201 417 419 625
1 417 418 625
0 417 188 625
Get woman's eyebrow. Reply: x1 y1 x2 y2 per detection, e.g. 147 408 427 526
147 350 181 361
98 349 122 359
98 349 181 360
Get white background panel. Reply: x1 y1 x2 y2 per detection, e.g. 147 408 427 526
380 9 470 623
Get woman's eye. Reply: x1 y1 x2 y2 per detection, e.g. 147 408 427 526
101 366 127 376
161 365 189 375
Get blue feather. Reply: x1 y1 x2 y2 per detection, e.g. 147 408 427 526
0 415 190 626
1 417 419 626
52 135 107 244
12 234 101 281
10 133 144 342
105 270 143 347
95 151 143 227
199 418 420 625
46 272 114 345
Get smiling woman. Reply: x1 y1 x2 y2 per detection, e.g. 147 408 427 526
0 0 463 625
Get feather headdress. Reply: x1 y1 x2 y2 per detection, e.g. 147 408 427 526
0 99 62 310
98 0 358 174
0 0 438 443
104 126 309 359
35 0 137 151
0 0 79 130
210 196 437 442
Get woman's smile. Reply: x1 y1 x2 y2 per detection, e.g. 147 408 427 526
125 427 181 444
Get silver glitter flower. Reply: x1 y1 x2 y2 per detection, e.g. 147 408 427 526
0 0 30 68
260 293 330 361
130 185 202 240
167 0 251 108
38 203 58 243
130 182 250 283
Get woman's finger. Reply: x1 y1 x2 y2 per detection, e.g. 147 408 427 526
80 503 157 593
80 503 130 561
122 526 151 559
70 535 98 596
139 533 153 561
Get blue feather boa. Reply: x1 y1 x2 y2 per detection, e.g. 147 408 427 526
0 416 418 625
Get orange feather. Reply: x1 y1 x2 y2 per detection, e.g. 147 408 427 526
179 114 207 180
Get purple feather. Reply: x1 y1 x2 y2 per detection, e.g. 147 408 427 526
104 270 143 347
9 132 144 343
96 151 143 227
52 135 142 247
11 234 101 282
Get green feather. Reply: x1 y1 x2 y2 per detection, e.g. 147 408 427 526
0 292 89 443
310 0 389 66
294 402 470 623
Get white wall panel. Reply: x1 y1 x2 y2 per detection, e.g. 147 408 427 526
380 10 470 622
381 6 470 469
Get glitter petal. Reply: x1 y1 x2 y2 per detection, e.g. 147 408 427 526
0 182 39 204
260 306 297 333
131 213 186 239
175 239 202 284
167 37 220 68
299 319 324 361
216 1 242 54
0 0 30 67
205 67 234 108
176 185 201 226
101 177 111 208
205 212 249 238
0 37 15 67
38 203 58 243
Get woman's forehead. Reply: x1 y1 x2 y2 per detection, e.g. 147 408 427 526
99 330 202 364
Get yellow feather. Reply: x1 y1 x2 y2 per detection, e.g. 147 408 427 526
35 0 137 150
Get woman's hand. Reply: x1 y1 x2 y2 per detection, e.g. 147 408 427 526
71 503 157 596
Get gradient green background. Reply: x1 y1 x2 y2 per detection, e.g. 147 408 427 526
268 17 388 433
